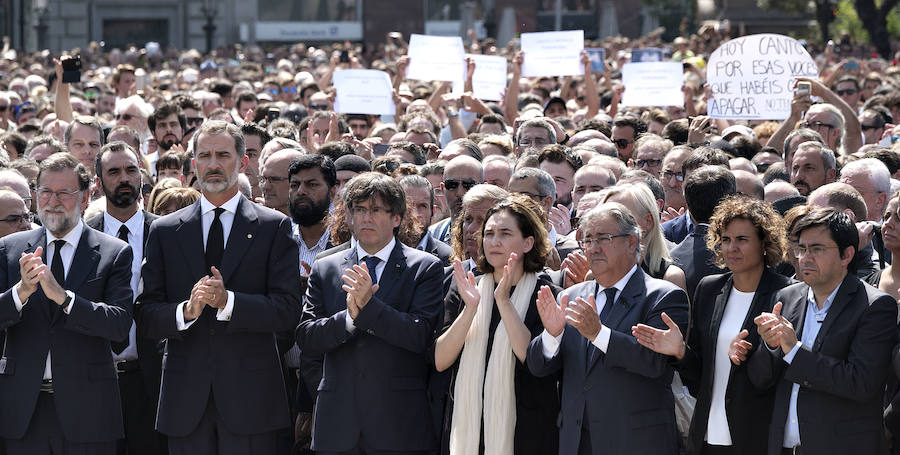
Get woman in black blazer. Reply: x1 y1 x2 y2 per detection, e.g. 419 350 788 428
633 196 793 455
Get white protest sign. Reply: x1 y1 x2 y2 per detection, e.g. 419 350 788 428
406 34 465 83
621 62 684 107
451 54 508 101
333 69 396 115
521 30 584 77
707 34 819 120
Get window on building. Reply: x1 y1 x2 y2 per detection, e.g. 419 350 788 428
259 0 361 22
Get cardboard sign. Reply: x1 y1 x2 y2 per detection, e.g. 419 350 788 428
707 34 819 120
333 69 396 115
520 30 584 77
406 34 466 83
455 53 508 101
622 62 684 107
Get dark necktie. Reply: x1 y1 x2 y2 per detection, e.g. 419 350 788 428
117 224 129 243
49 240 66 317
205 208 225 270
588 287 618 367
364 256 381 285
111 226 131 355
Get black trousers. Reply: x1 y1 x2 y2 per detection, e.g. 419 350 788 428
4 391 116 455
166 392 286 455
116 367 167 455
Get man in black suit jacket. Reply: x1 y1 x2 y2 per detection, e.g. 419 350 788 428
136 121 301 455
0 153 133 454
670 166 735 300
528 202 689 455
297 172 443 454
86 141 165 455
749 208 897 455
400 175 453 267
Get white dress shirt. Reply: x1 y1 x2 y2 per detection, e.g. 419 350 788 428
103 211 143 362
176 193 241 330
13 221 84 380
345 237 396 332
541 264 639 358
293 222 330 276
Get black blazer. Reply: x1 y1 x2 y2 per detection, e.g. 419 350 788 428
0 226 133 443
297 240 444 453
136 197 301 437
422 235 453 267
670 224 726 301
678 269 794 455
86 210 162 400
747 275 897 455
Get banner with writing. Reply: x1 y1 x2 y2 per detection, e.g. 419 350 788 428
707 34 818 120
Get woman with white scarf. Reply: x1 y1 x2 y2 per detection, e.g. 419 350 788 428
434 195 561 455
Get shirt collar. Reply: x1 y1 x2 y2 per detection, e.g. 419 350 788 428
200 192 242 216
356 237 396 264
294 222 330 250
47 219 84 247
416 234 429 251
806 280 842 315
598 264 639 294
103 210 144 237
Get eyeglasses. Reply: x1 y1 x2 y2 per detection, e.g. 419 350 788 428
861 124 881 131
282 86 298 93
349 205 392 217
836 89 858 96
518 138 549 148
116 113 136 122
266 88 281 95
186 117 204 126
0 213 32 224
801 121 835 130
662 170 684 182
259 176 289 186
443 179 478 191
578 233 630 249
517 191 549 201
636 159 662 168
793 244 840 258
613 138 633 149
308 104 329 111
37 187 80 203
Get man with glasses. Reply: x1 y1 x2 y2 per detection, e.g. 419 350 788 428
260 148 304 216
0 169 35 216
85 141 164 455
428 155 483 243
832 75 862 112
298 172 443 454
515 118 556 157
529 201 689 455
0 152 134 454
660 145 692 213
858 107 892 145
611 115 647 163
509 167 581 263
0 189 31 238
748 208 896 455
631 134 672 179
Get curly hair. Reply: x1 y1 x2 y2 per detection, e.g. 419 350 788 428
707 195 788 269
475 194 550 274
328 197 423 248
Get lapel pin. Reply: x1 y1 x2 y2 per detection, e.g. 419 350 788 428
247 234 252 239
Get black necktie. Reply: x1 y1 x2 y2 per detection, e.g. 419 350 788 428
364 256 381 285
51 239 66 286
117 224 129 243
588 287 618 367
205 208 225 271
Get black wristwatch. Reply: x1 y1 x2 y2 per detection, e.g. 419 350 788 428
559 133 570 144
61 293 72 312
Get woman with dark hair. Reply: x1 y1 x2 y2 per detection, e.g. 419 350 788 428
872 192 900 295
435 194 560 455
632 196 793 455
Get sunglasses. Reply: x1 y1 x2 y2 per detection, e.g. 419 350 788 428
836 89 858 96
308 104 329 110
861 124 881 131
613 138 633 149
443 179 478 191
282 86 298 93
186 117 204 125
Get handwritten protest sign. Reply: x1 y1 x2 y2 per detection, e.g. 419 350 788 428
707 34 818 120
621 62 684 107
333 69 395 115
406 34 465 83
521 30 584 77
452 54 508 101
585 48 606 73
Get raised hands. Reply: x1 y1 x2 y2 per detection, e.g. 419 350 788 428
536 286 567 337
729 329 752 365
566 294 602 341
493 253 517 305
451 259 480 311
631 312 686 359
18 247 47 301
561 251 589 288
342 262 379 318
754 302 797 354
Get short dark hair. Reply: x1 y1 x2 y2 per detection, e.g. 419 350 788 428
317 141 355 162
191 120 245 158
1 132 26 158
446 138 483 161
240 122 272 149
289 154 336 188
834 75 860 91
343 172 407 233
156 152 183 174
24 135 64 161
95 141 139 179
388 141 426 165
683 166 737 224
682 146 730 177
64 115 105 148
106 125 142 150
148 102 186 134
661 119 689 145
612 115 647 139
863 148 900 175
38 152 90 192
792 207 859 273
619 169 665 203
538 144 583 173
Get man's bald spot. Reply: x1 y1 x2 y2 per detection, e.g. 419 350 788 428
266 148 305 166
444 155 484 180
568 129 610 147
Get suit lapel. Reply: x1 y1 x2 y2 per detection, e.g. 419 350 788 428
219 197 258 283
65 228 100 291
784 284 809 337
373 242 406 300
176 202 207 279
587 269 645 373
708 276 731 357
813 275 857 351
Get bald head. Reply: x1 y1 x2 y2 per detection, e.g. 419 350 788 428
731 170 765 200
764 180 800 203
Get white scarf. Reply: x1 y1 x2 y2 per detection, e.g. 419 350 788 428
449 271 538 455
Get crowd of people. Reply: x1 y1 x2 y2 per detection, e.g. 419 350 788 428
1 22 900 455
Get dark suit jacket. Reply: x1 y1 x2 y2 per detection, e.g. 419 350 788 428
670 224 725 302
136 197 301 437
747 275 897 455
662 212 692 244
679 270 794 455
86 210 163 400
556 231 581 262
297 240 444 453
527 267 690 455
0 226 133 443
422 235 453 267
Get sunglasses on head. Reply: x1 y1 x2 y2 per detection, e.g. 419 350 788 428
443 179 478 191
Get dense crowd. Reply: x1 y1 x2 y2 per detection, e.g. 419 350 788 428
1 22 900 455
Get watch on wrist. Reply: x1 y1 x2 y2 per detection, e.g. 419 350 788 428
61 293 72 311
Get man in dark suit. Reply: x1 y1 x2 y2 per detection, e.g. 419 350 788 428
670 166 735 300
749 208 897 455
297 172 444 454
399 175 452 266
661 211 692 244
0 153 133 454
508 167 581 265
136 120 301 455
528 202 689 455
86 141 164 455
